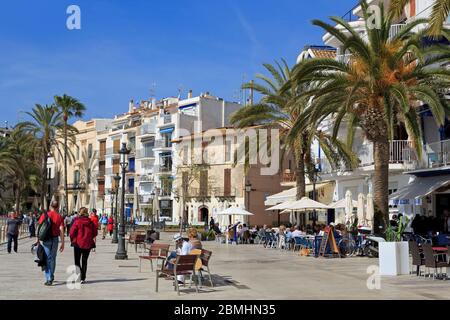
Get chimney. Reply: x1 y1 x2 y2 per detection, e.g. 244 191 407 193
188 90 193 99
129 99 134 113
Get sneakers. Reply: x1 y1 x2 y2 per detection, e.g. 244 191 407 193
44 281 53 286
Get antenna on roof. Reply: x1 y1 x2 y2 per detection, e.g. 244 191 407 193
177 85 184 99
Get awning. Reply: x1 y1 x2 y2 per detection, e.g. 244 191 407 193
389 174 450 205
264 182 331 206
160 127 174 134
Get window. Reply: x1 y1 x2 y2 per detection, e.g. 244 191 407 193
74 170 80 185
224 169 231 196
200 170 208 196
160 153 172 171
225 140 232 162
47 168 52 180
87 169 91 184
128 178 135 194
99 141 106 157
76 145 80 160
128 136 136 153
129 158 135 172
113 139 121 154
182 171 189 194
88 144 93 158
113 159 120 174
143 140 154 158
98 181 105 195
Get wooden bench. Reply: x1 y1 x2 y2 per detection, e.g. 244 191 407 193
139 243 170 272
155 254 200 295
127 232 147 253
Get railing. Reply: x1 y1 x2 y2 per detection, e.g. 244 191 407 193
341 4 360 22
139 123 156 136
154 165 172 173
105 147 120 156
0 217 29 244
162 114 172 124
67 183 86 191
423 139 450 168
105 168 120 175
183 187 237 198
359 140 416 167
136 149 155 159
154 139 172 149
389 24 405 39
139 175 153 183
337 53 353 64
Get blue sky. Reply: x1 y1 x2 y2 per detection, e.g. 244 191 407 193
0 0 356 126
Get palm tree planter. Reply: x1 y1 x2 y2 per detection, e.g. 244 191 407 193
379 218 410 275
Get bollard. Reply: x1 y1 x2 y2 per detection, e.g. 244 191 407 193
0 225 5 243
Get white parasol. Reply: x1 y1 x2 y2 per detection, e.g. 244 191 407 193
357 193 365 226
344 190 353 224
365 193 374 228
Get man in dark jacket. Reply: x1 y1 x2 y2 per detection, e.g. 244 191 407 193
6 212 22 253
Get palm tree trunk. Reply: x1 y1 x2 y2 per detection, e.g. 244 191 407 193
41 152 48 211
15 183 21 214
295 153 306 201
64 119 68 214
373 138 390 234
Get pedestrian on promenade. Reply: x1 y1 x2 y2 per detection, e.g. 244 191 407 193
6 212 22 253
64 214 72 237
69 207 97 284
89 209 99 251
37 200 64 286
100 213 108 239
107 215 114 237
29 213 37 238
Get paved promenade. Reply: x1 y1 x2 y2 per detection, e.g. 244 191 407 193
0 232 449 300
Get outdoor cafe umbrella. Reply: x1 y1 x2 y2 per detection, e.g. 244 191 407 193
365 193 374 228
217 206 254 225
88 190 96 211
345 190 354 224
39 194 47 212
75 191 82 213
285 197 330 211
329 197 357 224
59 194 66 213
357 193 365 226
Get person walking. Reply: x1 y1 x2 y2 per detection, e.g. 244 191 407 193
28 213 36 238
6 212 22 253
64 214 72 237
36 200 64 286
107 215 114 237
69 207 97 284
209 217 215 231
89 209 99 251
99 213 108 239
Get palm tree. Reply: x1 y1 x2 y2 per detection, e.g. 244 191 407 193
3 127 40 212
20 104 65 210
289 1 450 231
54 94 86 214
230 61 356 201
390 0 449 37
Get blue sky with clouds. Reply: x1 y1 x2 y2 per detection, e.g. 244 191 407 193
0 0 356 125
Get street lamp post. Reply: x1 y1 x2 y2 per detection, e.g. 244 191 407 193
112 173 121 244
115 143 130 260
245 180 252 225
311 160 321 226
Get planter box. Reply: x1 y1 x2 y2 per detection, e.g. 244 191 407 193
379 241 409 276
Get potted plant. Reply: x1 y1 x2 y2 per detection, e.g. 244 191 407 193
378 217 410 276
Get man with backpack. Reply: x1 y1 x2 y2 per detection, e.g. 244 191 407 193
36 200 64 286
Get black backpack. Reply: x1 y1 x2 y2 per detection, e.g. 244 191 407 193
37 212 53 241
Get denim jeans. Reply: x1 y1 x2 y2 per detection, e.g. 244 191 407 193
7 233 18 253
42 237 59 282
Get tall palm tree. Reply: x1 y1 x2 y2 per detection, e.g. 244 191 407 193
231 61 357 201
20 104 65 210
390 0 449 36
289 1 450 231
54 94 86 214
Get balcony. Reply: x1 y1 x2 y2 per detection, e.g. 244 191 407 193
138 123 156 136
421 139 450 169
105 148 120 158
136 149 155 159
139 175 154 183
154 139 172 149
67 183 86 191
154 165 172 174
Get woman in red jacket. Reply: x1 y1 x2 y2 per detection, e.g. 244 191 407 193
107 215 114 237
70 207 98 283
